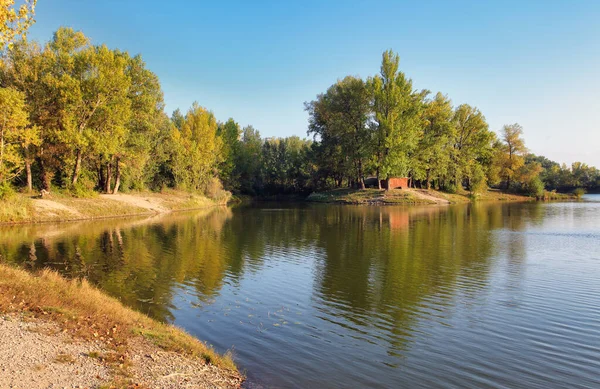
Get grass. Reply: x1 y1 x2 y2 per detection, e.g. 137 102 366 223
0 189 230 225
0 195 35 223
0 264 237 373
306 187 535 205
306 188 435 205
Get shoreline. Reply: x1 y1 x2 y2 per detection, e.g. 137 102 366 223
0 190 230 226
0 264 243 388
305 188 537 205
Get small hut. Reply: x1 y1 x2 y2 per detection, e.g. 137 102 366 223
385 177 409 190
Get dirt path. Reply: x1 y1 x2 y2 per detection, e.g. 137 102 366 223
409 189 451 204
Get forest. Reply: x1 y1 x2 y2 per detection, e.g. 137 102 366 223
1 25 598 200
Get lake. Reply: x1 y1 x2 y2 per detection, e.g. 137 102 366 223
1 197 600 388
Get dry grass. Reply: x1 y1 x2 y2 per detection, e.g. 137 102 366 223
0 195 35 223
0 264 237 373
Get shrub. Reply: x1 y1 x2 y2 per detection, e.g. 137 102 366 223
573 188 586 199
525 177 545 199
204 177 232 204
0 182 16 200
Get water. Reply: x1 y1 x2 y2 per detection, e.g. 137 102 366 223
1 199 600 388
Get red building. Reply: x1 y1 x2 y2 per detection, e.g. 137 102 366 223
385 177 409 190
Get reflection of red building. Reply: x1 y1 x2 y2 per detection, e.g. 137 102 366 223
388 210 409 230
386 177 409 190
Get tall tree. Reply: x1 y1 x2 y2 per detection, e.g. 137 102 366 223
451 104 494 190
217 118 241 191
0 86 29 184
370 50 426 188
495 123 527 189
307 76 372 189
413 92 454 189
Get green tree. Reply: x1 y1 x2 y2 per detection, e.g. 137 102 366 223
413 92 454 189
451 104 494 191
370 50 426 188
217 118 241 191
307 76 373 189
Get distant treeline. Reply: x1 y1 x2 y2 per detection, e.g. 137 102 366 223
0 28 597 199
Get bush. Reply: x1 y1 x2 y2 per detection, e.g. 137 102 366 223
66 179 97 198
573 188 586 199
0 182 16 200
525 177 545 199
204 177 232 204
441 182 458 194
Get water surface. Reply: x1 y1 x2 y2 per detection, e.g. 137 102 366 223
1 200 599 388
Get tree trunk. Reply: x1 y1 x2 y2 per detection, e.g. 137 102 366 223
98 163 105 191
72 150 82 185
38 157 51 191
105 162 112 193
113 158 121 194
376 167 382 190
25 160 33 192
358 160 365 190
426 169 431 190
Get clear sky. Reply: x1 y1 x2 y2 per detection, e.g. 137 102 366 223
27 0 600 167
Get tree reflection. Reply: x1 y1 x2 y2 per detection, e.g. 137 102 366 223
0 202 533 352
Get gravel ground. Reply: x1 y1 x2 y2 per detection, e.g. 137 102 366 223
0 314 243 389
128 338 242 389
0 315 110 388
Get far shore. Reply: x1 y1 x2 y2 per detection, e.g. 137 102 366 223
0 190 230 226
306 188 542 205
0 187 577 226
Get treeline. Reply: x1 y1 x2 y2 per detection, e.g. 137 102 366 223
0 28 229 198
0 27 597 199
304 50 598 196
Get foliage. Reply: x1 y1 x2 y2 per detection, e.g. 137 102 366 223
1 27 597 199
0 0 36 50
0 86 29 183
573 187 586 199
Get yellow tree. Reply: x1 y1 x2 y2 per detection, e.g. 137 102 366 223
171 103 222 191
0 86 29 185
0 0 36 50
496 123 527 189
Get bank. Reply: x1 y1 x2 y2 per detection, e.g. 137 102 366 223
0 264 242 388
306 188 535 205
0 190 231 225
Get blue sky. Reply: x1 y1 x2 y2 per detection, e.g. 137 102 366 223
28 0 600 167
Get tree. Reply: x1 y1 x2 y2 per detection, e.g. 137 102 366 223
0 86 29 184
370 50 425 188
0 0 36 51
171 103 222 191
217 118 241 191
496 123 527 190
307 76 372 189
414 92 454 189
236 125 262 194
451 104 494 191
